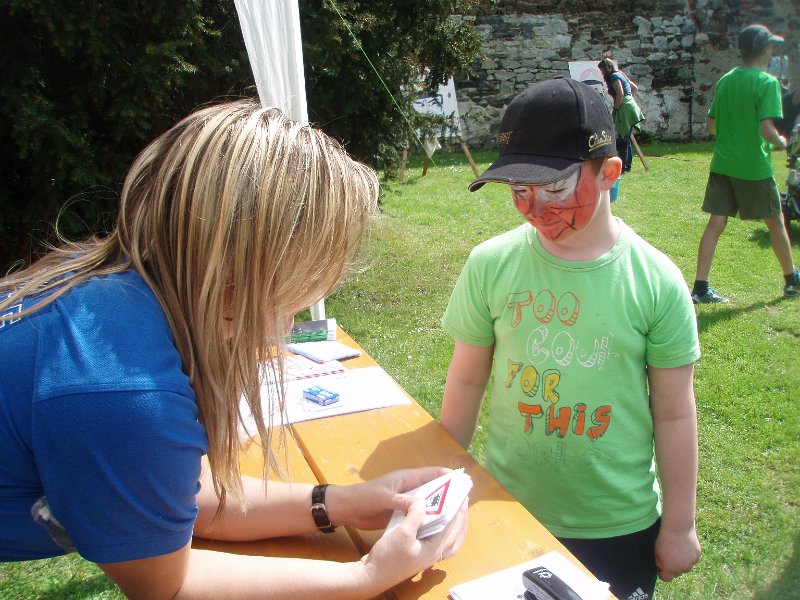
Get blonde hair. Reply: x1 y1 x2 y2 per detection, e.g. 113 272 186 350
0 100 380 508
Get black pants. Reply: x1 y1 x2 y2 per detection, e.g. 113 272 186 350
557 518 660 600
617 133 633 173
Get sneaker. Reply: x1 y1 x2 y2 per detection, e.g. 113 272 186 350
692 288 729 304
785 271 800 298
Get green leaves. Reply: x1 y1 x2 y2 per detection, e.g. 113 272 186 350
0 1 483 269
0 1 253 268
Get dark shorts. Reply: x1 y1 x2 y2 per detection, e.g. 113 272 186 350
557 518 660 600
703 172 781 219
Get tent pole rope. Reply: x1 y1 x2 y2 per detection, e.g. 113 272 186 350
326 0 430 162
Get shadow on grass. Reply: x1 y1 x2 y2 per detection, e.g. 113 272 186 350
695 297 787 334
754 531 800 599
749 221 800 250
636 140 715 158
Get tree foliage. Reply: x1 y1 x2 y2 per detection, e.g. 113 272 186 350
301 0 484 171
0 1 253 269
0 0 483 270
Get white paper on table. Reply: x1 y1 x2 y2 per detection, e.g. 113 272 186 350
448 550 610 600
285 340 361 363
238 365 412 440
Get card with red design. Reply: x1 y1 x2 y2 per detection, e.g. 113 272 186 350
385 468 472 539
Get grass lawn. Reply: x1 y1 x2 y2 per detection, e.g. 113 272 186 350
2 141 798 598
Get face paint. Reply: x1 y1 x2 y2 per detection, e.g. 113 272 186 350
512 164 601 241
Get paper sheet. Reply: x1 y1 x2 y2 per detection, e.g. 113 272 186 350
238 365 412 440
449 551 610 600
285 340 361 362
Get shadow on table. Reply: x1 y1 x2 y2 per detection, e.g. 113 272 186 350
358 420 517 505
192 529 360 562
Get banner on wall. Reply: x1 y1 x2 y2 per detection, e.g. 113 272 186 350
412 77 462 136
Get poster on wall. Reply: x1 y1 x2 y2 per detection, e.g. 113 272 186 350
568 61 606 96
411 77 462 157
412 77 462 135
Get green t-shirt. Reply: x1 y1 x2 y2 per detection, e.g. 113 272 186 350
708 67 783 180
442 221 700 539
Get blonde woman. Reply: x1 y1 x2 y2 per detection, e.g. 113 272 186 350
0 101 467 598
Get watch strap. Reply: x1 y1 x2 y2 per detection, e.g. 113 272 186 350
310 484 336 533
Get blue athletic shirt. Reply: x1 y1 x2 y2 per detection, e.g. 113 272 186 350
0 269 208 563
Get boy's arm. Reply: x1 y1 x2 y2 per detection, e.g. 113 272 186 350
759 118 787 149
706 116 715 135
440 339 494 449
648 363 702 582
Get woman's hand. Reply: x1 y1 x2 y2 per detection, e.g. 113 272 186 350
358 494 469 592
325 466 452 530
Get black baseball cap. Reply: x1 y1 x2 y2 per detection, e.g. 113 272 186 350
469 77 616 192
739 24 784 56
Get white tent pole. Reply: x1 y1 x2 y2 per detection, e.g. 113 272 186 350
235 0 325 320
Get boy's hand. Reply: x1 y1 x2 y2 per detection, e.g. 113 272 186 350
654 524 701 581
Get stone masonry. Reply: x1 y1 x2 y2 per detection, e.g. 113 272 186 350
452 0 800 150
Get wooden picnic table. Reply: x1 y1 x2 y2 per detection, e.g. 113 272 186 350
194 328 601 599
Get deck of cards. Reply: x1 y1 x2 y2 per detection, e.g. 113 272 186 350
302 385 340 406
385 468 472 539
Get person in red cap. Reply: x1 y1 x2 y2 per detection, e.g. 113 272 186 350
440 77 701 600
691 23 799 302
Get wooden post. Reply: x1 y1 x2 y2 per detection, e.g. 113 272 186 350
630 133 650 171
399 147 409 184
460 137 480 177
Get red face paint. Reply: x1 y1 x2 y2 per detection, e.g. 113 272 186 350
512 164 601 241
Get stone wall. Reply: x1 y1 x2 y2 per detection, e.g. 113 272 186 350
453 0 800 149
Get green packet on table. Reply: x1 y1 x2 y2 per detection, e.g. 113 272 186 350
285 319 337 343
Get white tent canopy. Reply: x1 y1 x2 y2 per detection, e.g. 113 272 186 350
235 0 325 319
235 0 308 123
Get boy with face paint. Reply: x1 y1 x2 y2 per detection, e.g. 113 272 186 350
439 78 702 600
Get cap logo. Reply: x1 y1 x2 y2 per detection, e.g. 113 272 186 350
588 130 613 151
499 131 513 145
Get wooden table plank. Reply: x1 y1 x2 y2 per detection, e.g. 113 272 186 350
289 328 596 599
193 427 363 564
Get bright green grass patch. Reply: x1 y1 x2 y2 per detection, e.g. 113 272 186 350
2 142 798 599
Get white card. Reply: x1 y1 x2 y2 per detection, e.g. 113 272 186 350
385 468 472 539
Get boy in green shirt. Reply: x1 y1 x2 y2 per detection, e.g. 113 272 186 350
440 77 701 600
692 23 799 302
